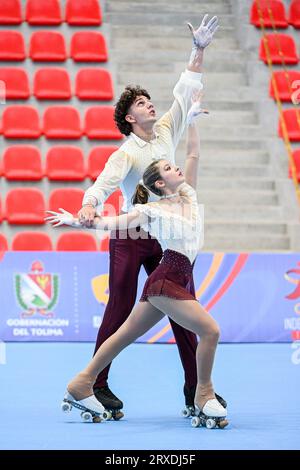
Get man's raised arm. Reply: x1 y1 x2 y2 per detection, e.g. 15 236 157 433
159 14 219 149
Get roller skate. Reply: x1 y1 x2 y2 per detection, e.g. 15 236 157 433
61 391 104 423
181 385 227 418
191 399 228 429
93 385 124 421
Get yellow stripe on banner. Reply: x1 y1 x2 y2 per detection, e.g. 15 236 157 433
147 253 225 343
147 323 172 343
195 252 225 299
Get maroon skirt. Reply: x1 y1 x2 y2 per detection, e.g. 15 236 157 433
140 249 197 302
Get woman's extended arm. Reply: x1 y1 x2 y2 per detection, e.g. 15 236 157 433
184 91 207 189
45 208 146 231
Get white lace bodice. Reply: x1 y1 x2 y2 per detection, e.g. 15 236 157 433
134 183 203 263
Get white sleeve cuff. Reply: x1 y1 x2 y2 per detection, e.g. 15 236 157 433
184 69 203 81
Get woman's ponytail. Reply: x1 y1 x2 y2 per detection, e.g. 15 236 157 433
132 183 150 205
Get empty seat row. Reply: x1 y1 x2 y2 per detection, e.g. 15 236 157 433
0 0 102 25
0 106 123 140
0 68 113 100
0 188 123 224
0 31 107 62
0 232 109 252
251 0 300 29
0 145 118 181
259 33 300 64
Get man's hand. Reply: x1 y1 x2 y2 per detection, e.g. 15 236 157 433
187 14 219 49
78 205 97 227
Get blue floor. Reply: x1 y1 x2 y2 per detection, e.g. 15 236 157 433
0 342 299 450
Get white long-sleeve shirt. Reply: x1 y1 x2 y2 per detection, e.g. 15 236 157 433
82 69 203 213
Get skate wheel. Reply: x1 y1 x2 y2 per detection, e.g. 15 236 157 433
218 419 229 429
181 407 191 418
191 416 201 428
81 411 93 422
102 411 112 421
61 401 72 413
92 415 102 423
113 411 124 421
206 418 216 429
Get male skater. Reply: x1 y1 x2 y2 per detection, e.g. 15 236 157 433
78 15 220 417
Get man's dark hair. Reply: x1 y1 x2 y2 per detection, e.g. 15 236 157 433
114 85 151 136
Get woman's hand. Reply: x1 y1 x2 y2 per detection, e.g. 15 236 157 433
187 90 209 126
44 208 75 227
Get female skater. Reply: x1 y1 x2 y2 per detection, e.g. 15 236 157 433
45 94 228 429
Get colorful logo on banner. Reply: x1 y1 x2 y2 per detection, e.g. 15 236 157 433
15 261 59 317
5 260 71 339
284 261 300 343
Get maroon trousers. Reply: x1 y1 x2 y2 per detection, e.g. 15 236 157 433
93 228 198 389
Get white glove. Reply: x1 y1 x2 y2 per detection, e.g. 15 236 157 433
187 14 219 49
44 208 75 227
186 91 209 126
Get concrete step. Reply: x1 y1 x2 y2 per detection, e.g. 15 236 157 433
112 0 229 3
112 48 248 64
201 235 290 251
186 139 265 150
117 71 246 88
181 125 270 140
111 36 238 51
197 178 276 191
205 221 287 235
204 204 282 220
107 13 235 28
196 150 270 165
111 25 235 40
106 2 231 14
199 164 271 178
197 190 278 205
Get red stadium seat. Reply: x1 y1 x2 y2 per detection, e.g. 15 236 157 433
2 106 41 138
270 71 300 101
30 31 66 62
85 107 123 140
0 197 4 222
250 0 288 28
99 235 109 252
26 0 62 25
66 0 102 25
6 188 46 224
3 145 43 180
0 31 25 60
0 234 8 251
12 231 53 251
259 34 299 64
49 188 85 216
103 190 124 217
34 68 71 100
0 68 30 99
87 146 119 180
75 69 113 100
43 106 82 139
70 32 108 62
289 0 300 28
278 109 300 141
0 0 22 24
56 232 98 251
289 150 300 181
46 146 85 180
